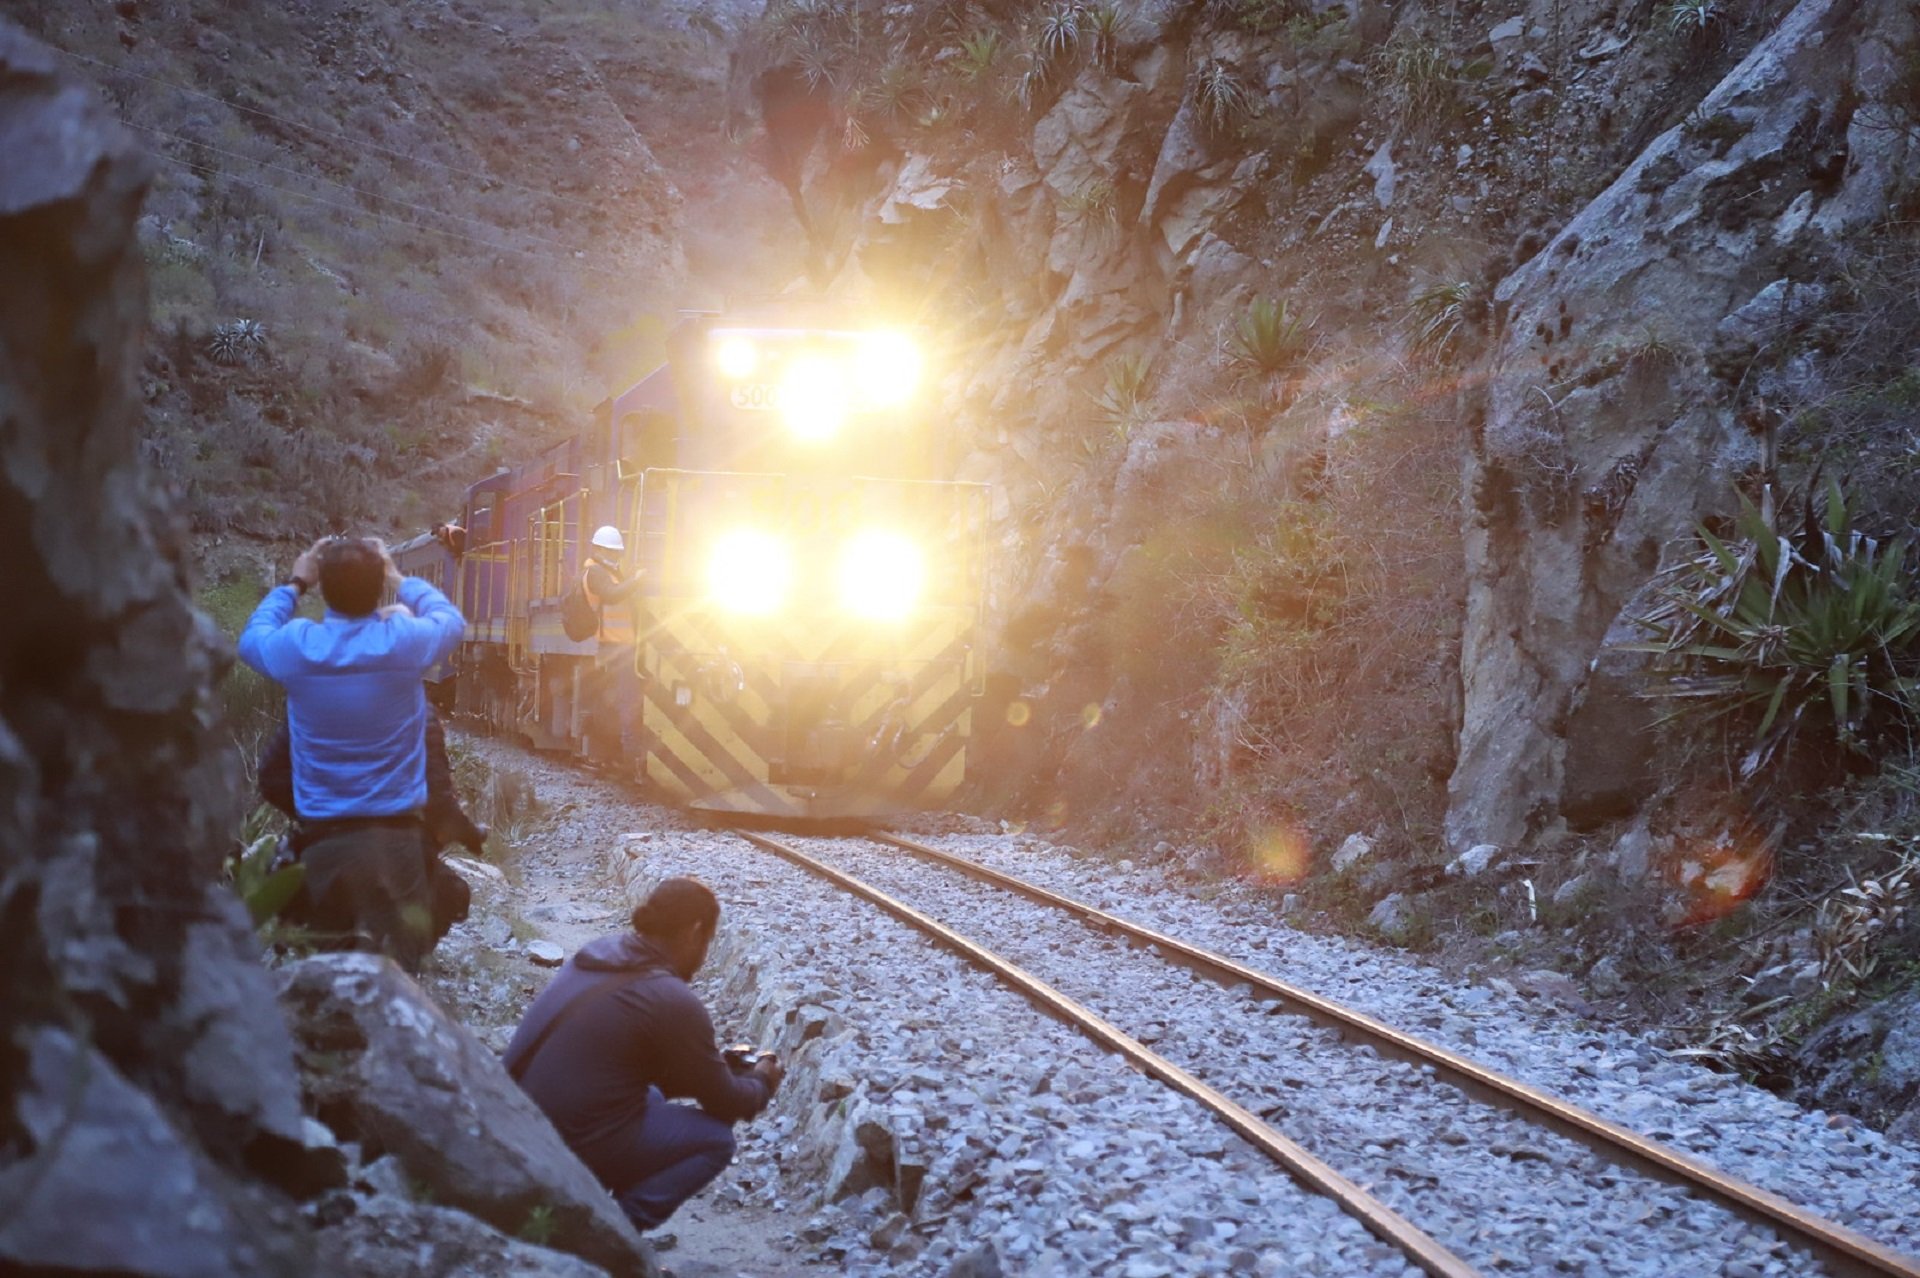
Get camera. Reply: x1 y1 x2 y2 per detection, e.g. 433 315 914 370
723 1043 772 1071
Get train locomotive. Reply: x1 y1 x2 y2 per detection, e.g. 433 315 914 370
392 310 990 819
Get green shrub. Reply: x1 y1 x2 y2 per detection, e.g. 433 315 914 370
1226 296 1314 378
1626 479 1920 779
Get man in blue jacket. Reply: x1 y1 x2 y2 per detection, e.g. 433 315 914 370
238 535 465 966
505 877 785 1231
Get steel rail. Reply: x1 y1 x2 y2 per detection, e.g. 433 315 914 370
733 829 1483 1278
873 832 1920 1278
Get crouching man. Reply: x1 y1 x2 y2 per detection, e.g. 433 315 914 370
505 878 784 1231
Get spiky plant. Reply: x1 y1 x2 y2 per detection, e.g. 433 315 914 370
1226 297 1312 378
866 61 923 125
1815 854 1916 988
1060 177 1119 239
1625 479 1920 779
957 29 1003 81
1086 4 1126 71
1372 28 1455 128
208 318 268 366
1665 0 1722 38
1194 60 1251 136
1407 281 1471 361
1013 48 1054 112
1038 3 1084 63
797 39 839 91
1090 352 1152 440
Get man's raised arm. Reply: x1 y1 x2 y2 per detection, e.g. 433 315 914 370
393 576 466 665
236 584 301 677
237 539 326 678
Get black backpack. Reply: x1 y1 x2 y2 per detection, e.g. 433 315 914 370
561 570 599 642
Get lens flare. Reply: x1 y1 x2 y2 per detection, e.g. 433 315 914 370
1247 823 1310 884
838 530 925 621
706 528 792 615
712 333 757 379
854 331 923 409
1005 700 1032 727
777 353 850 441
1081 703 1103 729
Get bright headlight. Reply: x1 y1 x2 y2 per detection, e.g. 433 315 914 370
838 530 925 622
777 354 851 441
854 331 922 410
707 529 792 615
713 334 757 380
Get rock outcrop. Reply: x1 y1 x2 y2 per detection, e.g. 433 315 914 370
0 22 313 1273
1448 0 1920 851
278 952 659 1276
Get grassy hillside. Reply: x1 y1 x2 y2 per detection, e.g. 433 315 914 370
16 0 792 563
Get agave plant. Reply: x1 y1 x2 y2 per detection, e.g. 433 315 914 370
1085 3 1126 71
957 29 1003 81
1038 2 1084 63
1407 280 1471 361
865 61 923 125
1226 296 1313 378
208 318 268 366
1089 353 1152 440
1194 60 1251 136
1013 48 1054 112
1666 0 1722 38
1626 479 1920 779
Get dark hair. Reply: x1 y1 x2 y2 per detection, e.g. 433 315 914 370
319 538 384 617
631 876 719 939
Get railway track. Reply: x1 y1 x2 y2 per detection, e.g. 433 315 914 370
733 828 1920 1278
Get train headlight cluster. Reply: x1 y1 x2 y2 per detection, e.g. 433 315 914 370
852 332 923 410
713 334 758 380
709 329 924 440
837 530 924 622
704 526 927 620
706 528 792 615
775 354 851 442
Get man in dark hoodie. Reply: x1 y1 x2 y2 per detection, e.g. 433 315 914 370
504 877 784 1231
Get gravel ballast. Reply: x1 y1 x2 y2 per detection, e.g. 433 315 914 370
458 745 1920 1276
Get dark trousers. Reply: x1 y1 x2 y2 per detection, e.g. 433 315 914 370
299 823 433 971
611 1088 737 1231
587 643 642 762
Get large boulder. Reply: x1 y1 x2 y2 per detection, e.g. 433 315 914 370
1447 0 1920 851
1795 984 1920 1145
0 21 313 1274
276 952 657 1277
317 1190 609 1278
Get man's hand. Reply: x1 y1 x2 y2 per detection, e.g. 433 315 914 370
289 536 331 592
752 1054 786 1094
371 538 403 593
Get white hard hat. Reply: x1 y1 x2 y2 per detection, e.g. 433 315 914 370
591 525 625 552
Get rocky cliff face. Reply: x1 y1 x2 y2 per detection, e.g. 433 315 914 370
740 0 1919 866
0 24 315 1272
1451 0 1919 852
